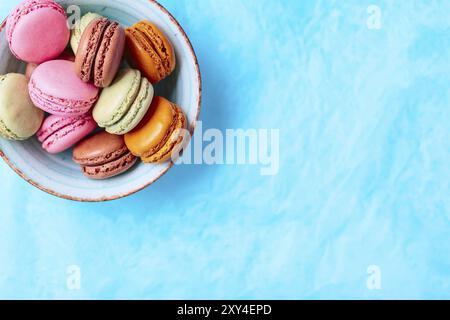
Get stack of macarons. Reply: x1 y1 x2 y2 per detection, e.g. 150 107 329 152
0 0 188 180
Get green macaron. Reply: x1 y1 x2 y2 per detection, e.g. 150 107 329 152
0 73 44 140
93 68 154 135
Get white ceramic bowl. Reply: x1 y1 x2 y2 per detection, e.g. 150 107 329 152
0 0 201 201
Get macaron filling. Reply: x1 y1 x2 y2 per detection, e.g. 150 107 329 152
127 28 166 79
93 69 143 128
38 115 85 142
29 79 97 115
142 105 187 162
136 22 172 71
74 145 129 166
94 22 120 86
140 103 178 159
81 152 136 178
79 18 110 82
107 72 141 125
0 119 21 140
0 77 18 140
106 77 153 135
38 115 94 149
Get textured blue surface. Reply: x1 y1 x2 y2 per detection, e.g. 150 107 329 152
0 0 449 299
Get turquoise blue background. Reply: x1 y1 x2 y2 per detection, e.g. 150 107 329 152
1 0 449 299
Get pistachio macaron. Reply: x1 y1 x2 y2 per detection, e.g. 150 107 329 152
0 73 44 140
125 21 176 84
93 68 154 135
124 96 187 163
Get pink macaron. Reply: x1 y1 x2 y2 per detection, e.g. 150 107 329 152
25 50 75 81
37 114 97 154
6 0 70 64
29 60 99 116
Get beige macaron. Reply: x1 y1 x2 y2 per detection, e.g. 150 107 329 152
0 73 44 140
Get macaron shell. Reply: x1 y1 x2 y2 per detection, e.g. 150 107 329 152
75 18 110 83
70 12 102 54
73 131 128 166
93 68 141 127
7 0 60 39
37 113 84 142
39 115 97 154
73 131 137 180
142 105 187 163
94 22 126 87
106 77 154 135
29 86 94 116
29 60 99 116
125 28 165 84
124 96 176 158
0 121 17 140
7 1 69 63
81 152 137 180
25 50 75 81
135 21 176 75
0 73 44 140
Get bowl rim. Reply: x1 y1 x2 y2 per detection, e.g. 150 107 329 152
0 0 202 202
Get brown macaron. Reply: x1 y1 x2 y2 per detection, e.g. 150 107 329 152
75 18 125 88
73 131 137 180
125 21 176 84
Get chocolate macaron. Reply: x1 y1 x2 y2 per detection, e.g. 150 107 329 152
75 18 125 88
73 131 137 180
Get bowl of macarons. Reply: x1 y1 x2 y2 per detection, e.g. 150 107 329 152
0 0 201 201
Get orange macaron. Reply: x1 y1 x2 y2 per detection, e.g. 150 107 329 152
124 96 187 163
125 21 176 84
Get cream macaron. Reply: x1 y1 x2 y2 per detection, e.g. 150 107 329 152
0 73 44 140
